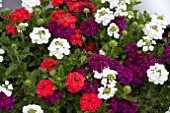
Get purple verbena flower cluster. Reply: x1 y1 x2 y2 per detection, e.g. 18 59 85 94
163 45 170 62
80 18 100 38
82 80 100 93
44 90 62 104
79 4 93 15
113 17 126 34
106 97 138 113
0 92 14 110
45 21 74 41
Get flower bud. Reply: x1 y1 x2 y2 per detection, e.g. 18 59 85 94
1 8 11 16
49 70 56 76
84 8 90 14
37 19 44 25
81 36 86 42
11 44 18 50
24 79 32 86
138 24 144 29
132 21 138 27
123 85 132 94
34 8 41 14
122 30 128 36
109 40 118 47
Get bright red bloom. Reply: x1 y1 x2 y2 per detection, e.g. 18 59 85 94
83 42 99 54
50 0 64 6
6 8 31 35
40 58 59 72
80 93 102 112
65 72 84 93
10 8 30 22
70 29 83 46
36 80 54 98
51 10 76 28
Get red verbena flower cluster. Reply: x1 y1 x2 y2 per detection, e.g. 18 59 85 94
36 80 54 98
6 8 31 34
51 10 76 28
70 29 83 46
65 72 84 93
66 1 95 14
80 93 102 112
50 0 77 7
83 42 99 54
40 58 59 72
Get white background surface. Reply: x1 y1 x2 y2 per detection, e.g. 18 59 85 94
133 0 170 22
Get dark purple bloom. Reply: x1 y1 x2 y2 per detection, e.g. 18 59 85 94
117 66 133 85
0 92 14 110
82 80 100 93
163 45 170 62
117 100 138 113
106 97 118 113
113 17 126 33
45 21 75 41
80 18 100 38
125 42 139 53
88 55 111 72
124 43 156 85
79 4 94 15
45 21 58 34
44 90 62 104
74 65 88 77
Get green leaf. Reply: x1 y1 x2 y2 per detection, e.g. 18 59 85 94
96 101 107 113
58 65 64 77
5 62 19 76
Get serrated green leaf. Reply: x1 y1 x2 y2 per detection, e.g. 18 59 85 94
5 62 19 76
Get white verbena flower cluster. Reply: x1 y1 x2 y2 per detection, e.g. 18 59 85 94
0 80 13 97
147 63 169 85
0 48 5 62
95 0 132 39
100 0 132 18
107 23 120 38
17 22 29 33
22 104 43 113
48 38 70 59
0 0 2 8
21 0 41 13
94 67 118 100
95 8 115 26
137 13 168 52
30 27 51 44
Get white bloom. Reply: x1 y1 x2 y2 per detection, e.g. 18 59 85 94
151 13 168 29
101 0 119 9
94 67 118 86
0 48 5 54
147 63 169 85
0 80 13 97
21 0 41 13
143 22 164 40
99 50 105 55
0 56 4 62
95 7 115 26
107 23 120 39
98 82 117 100
30 27 51 44
22 104 43 113
165 107 170 113
137 36 156 52
48 38 70 59
17 22 29 33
